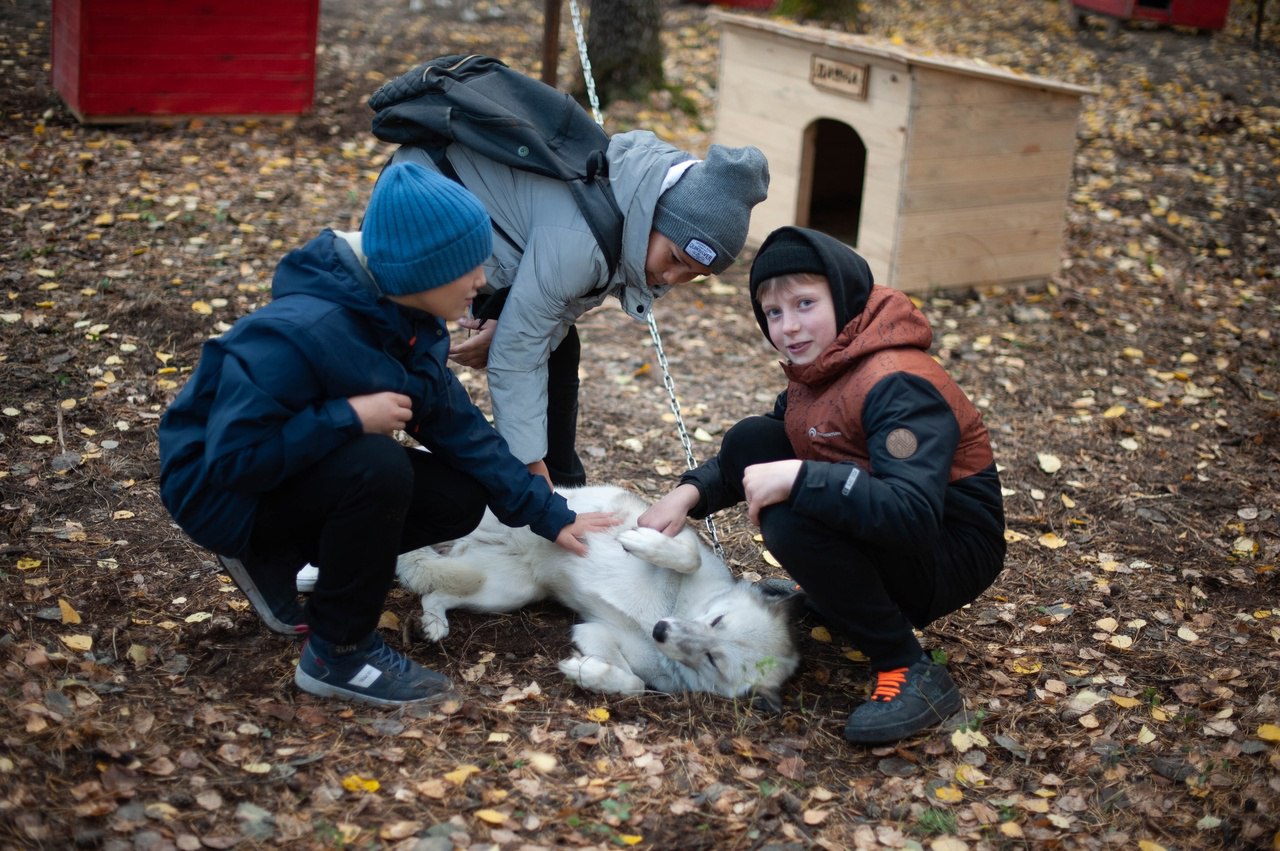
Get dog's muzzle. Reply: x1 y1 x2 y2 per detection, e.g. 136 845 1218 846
652 620 669 642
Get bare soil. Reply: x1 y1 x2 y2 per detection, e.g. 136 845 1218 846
1 1 1278 849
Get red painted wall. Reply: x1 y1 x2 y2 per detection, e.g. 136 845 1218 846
52 0 319 122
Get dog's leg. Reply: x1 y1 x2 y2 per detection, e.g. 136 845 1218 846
616 527 701 574
558 622 647 695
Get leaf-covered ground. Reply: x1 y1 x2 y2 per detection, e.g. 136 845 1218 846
1 1 1278 848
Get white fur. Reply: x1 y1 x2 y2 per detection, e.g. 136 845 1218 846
395 485 800 709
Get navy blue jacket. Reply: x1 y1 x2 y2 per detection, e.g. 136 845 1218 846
158 230 574 557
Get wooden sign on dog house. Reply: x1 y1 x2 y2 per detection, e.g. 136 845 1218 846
712 11 1094 292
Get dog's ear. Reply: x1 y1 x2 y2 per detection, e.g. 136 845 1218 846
751 685 784 714
763 587 807 621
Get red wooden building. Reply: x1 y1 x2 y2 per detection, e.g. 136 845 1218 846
1069 0 1232 32
51 0 320 123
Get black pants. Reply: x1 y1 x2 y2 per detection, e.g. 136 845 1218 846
473 287 585 488
718 416 1003 671
545 326 586 487
250 435 487 644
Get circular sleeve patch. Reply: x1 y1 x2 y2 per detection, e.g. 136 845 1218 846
885 428 918 459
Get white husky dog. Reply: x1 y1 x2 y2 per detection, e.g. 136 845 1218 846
395 485 801 710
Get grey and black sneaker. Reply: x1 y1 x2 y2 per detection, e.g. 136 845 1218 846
843 654 964 744
216 553 307 636
295 632 456 707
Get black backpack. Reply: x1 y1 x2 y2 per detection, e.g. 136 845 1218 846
368 54 625 281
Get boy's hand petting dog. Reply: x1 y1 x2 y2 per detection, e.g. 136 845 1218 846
555 511 622 556
349 391 413 435
637 483 700 537
743 460 804 526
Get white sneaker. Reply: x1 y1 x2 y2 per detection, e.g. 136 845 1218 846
296 563 319 594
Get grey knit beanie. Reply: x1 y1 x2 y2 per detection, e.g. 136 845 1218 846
363 162 493 295
653 145 769 275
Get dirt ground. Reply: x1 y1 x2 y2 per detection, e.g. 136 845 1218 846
1 0 1278 849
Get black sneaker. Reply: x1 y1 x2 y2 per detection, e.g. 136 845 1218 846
843 655 963 744
216 553 307 636
295 632 456 707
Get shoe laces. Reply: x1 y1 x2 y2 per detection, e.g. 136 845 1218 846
362 635 414 678
870 667 909 702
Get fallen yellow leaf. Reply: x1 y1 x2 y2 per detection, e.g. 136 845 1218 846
61 634 93 652
444 764 480 785
474 809 507 824
341 774 380 793
58 599 81 624
934 784 964 803
1038 533 1067 549
1256 723 1280 742
1011 658 1042 675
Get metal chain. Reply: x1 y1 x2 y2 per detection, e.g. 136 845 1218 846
568 0 604 126
646 312 724 557
567 0 724 558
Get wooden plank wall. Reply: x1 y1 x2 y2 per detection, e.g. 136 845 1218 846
52 0 319 122
715 26 912 286
714 17 1086 293
895 67 1081 291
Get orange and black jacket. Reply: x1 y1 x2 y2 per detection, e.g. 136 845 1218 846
683 228 1005 555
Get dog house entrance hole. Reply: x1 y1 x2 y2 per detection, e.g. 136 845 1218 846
797 118 866 247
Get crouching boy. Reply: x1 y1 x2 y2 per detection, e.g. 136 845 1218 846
640 226 1006 743
159 163 614 707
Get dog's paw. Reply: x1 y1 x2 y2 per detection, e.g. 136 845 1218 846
617 528 700 574
418 602 451 642
558 655 646 695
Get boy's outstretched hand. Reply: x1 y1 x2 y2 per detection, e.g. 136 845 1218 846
555 511 621 556
637 483 700 537
743 460 804 526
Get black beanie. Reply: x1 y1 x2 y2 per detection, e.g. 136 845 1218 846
748 227 874 343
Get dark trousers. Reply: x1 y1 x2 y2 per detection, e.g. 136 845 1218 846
544 326 586 487
718 416 1002 671
250 435 487 644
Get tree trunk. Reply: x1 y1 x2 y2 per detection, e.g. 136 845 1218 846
579 0 664 107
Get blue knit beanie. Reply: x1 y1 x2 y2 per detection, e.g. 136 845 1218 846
363 162 493 295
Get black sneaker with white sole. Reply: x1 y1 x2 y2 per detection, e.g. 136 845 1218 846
216 553 307 635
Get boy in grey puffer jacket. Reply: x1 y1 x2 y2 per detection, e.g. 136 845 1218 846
386 130 769 488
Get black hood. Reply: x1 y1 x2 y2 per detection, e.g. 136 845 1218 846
748 226 874 343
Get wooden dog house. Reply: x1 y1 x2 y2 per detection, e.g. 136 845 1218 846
711 11 1094 292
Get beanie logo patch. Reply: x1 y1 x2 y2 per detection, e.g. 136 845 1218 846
683 239 717 268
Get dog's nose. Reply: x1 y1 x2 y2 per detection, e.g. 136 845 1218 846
652 620 668 642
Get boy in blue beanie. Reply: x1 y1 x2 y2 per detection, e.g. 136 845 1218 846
159 163 616 707
639 227 1006 743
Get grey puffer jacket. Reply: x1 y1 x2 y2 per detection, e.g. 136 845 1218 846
390 130 692 464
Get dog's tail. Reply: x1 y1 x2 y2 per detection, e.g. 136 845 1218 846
395 549 487 598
